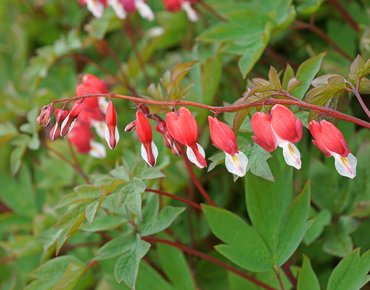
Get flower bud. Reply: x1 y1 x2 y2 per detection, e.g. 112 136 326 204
104 101 119 149
37 104 53 127
49 109 68 141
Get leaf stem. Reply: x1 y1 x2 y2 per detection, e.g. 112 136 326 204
291 21 352 61
67 139 90 183
182 154 217 207
145 188 202 211
346 80 370 119
328 0 360 32
274 265 285 290
142 236 276 290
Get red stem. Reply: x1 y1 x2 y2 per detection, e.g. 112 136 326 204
291 21 352 61
182 154 217 207
346 81 370 119
51 93 370 129
67 139 90 183
142 236 276 290
274 266 285 290
328 0 360 32
45 143 90 183
145 189 202 211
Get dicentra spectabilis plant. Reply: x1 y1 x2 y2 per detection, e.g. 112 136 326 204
3 1 370 290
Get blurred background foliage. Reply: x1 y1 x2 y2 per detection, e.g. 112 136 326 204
0 0 369 289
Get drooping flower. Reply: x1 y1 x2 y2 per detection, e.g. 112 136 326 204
251 105 303 169
105 101 119 149
110 0 154 20
309 120 357 178
165 107 206 168
60 99 85 137
135 111 158 166
68 122 106 158
163 0 198 22
208 116 248 177
155 120 183 156
37 104 53 127
49 109 69 141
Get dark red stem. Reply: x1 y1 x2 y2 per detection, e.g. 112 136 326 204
145 189 202 211
142 236 276 290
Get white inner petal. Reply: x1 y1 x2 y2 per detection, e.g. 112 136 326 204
104 124 111 149
98 98 109 112
332 152 357 179
186 143 205 169
60 115 70 137
108 0 127 18
92 121 106 138
225 151 248 177
181 1 198 22
89 141 106 158
140 142 159 167
87 0 105 18
282 142 302 169
136 0 155 21
114 126 120 145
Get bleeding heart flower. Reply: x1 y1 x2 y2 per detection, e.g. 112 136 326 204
105 101 119 149
251 105 303 169
49 109 69 141
309 120 357 178
60 99 85 137
135 111 158 167
108 0 154 20
165 107 206 168
208 116 248 177
155 121 183 156
163 0 198 22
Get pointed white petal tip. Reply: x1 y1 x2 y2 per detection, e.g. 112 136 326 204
89 141 106 158
225 151 248 178
141 142 158 167
182 2 198 22
282 143 301 170
87 0 105 18
136 0 155 21
333 153 357 179
104 125 119 149
186 143 206 169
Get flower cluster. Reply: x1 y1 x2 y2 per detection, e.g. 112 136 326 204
78 0 198 22
38 78 357 179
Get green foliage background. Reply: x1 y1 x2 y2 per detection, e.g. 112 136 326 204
0 0 369 289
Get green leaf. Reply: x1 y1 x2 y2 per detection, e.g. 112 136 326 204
0 166 38 217
157 234 196 290
136 262 174 290
238 23 272 78
245 157 293 254
282 64 295 89
201 53 223 104
114 235 151 288
246 145 274 182
297 256 320 290
304 209 331 245
276 183 311 265
203 205 273 272
25 256 84 290
140 206 184 236
327 249 370 290
96 233 136 260
119 178 146 219
291 53 325 99
349 55 366 82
